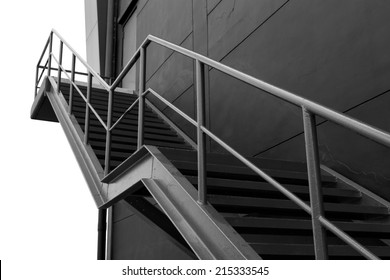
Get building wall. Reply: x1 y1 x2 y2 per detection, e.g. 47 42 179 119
115 0 390 197
84 0 108 75
110 200 195 259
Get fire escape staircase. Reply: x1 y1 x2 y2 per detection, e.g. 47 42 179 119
31 30 390 260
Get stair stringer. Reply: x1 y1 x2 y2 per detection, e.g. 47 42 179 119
32 77 259 260
101 145 261 260
31 76 106 206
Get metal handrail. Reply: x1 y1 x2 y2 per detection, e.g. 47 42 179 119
35 29 390 260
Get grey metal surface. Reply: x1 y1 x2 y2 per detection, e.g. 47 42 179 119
302 107 328 259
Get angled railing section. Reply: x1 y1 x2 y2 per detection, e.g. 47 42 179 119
34 29 390 260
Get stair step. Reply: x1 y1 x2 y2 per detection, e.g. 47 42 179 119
73 111 170 130
160 148 308 172
249 243 390 259
61 84 136 102
209 195 389 217
185 176 361 201
70 105 165 124
87 129 185 145
173 161 336 185
240 233 385 246
77 118 177 136
226 217 390 237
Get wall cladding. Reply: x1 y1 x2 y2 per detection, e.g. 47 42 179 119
111 200 195 260
207 0 390 199
117 0 390 199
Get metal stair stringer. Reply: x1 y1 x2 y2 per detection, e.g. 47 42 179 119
31 76 106 207
101 145 261 260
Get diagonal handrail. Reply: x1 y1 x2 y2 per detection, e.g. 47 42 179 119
35 29 390 260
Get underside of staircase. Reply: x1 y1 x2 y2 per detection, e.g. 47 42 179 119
31 76 390 260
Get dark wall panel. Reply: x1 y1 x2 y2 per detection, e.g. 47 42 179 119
136 0 193 80
260 91 390 200
209 70 301 155
146 35 194 110
207 0 222 14
208 0 390 153
113 0 390 199
163 85 196 140
208 0 288 61
111 200 195 260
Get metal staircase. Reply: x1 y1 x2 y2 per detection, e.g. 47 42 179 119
31 29 390 260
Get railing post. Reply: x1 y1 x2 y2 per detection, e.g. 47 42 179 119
104 89 114 175
302 106 328 260
68 54 76 114
196 60 207 205
137 47 146 149
35 65 39 97
47 32 53 77
57 41 64 93
84 72 92 144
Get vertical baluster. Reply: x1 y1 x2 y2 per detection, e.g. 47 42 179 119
302 106 328 259
196 60 207 205
104 89 114 175
35 64 39 97
84 72 92 144
47 32 53 77
68 54 76 114
57 41 64 93
137 47 146 149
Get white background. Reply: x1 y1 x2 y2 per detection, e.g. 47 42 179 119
0 0 97 278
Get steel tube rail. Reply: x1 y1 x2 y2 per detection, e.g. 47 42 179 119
37 30 389 259
57 41 64 93
37 34 51 68
302 107 328 259
319 216 379 260
109 98 139 132
200 125 312 214
37 59 49 90
137 47 146 149
68 54 76 114
146 89 197 127
84 73 92 144
111 50 141 90
36 34 51 96
47 32 53 77
39 66 89 77
104 89 114 175
51 55 107 130
146 35 390 149
196 60 207 205
51 29 110 91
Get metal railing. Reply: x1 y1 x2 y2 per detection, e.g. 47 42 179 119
35 29 390 260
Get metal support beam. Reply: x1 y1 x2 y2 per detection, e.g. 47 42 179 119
84 72 92 144
137 47 146 149
302 106 328 260
104 89 114 175
68 54 76 114
57 41 63 93
196 60 207 205
47 32 53 77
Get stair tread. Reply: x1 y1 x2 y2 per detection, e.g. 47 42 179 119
173 160 336 183
160 148 308 172
186 176 360 198
225 216 390 233
249 243 390 257
209 195 389 215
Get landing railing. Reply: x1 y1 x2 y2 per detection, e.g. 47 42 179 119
35 29 390 260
